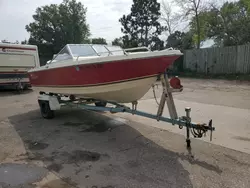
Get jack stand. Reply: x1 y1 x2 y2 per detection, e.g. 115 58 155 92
132 101 138 114
157 73 179 121
185 107 191 149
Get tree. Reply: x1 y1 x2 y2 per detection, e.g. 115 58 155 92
166 30 194 51
203 0 250 46
151 37 164 51
21 40 28 44
189 10 211 46
166 31 183 49
161 0 180 35
119 0 164 50
91 38 107 45
25 0 90 64
112 37 123 47
175 0 207 49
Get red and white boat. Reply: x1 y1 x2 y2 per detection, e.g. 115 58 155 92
28 44 182 103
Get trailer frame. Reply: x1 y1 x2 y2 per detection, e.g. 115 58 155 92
37 73 215 148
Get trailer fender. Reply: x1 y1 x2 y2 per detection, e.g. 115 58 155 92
38 95 61 110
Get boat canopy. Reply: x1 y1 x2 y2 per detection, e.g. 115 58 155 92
51 44 125 62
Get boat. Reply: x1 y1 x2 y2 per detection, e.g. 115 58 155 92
28 44 182 103
0 43 40 90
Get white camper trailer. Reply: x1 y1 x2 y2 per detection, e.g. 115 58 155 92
0 43 40 90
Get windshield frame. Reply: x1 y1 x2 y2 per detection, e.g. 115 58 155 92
48 44 125 64
92 45 112 57
69 44 99 58
47 45 73 64
105 45 125 56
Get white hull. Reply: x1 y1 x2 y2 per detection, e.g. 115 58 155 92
32 76 157 103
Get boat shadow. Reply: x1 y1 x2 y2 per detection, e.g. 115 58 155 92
7 108 197 187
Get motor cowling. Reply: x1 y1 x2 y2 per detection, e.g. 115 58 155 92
170 76 183 89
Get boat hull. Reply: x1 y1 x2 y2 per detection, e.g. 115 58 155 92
32 75 157 103
29 53 181 103
29 55 179 85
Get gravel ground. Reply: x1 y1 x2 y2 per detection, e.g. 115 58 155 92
0 78 250 188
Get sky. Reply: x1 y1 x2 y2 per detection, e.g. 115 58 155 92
0 0 133 43
0 0 237 45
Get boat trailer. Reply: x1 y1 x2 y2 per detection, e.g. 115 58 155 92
37 73 215 149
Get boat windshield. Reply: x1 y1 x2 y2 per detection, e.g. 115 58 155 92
50 44 125 63
53 46 72 62
69 44 125 57
106 46 124 55
69 45 97 57
92 45 110 57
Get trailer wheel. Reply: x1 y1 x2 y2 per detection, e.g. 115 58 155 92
95 101 107 107
39 100 54 119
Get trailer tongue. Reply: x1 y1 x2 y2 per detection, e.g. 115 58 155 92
37 73 215 149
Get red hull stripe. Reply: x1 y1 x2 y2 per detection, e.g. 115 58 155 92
31 74 157 87
29 55 180 86
0 46 36 51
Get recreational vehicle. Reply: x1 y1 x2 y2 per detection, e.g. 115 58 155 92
0 43 40 90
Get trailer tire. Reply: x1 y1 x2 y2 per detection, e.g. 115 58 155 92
39 100 54 119
95 101 107 107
